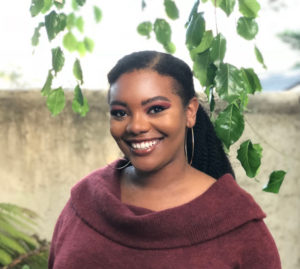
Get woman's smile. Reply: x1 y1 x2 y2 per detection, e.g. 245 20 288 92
126 138 163 156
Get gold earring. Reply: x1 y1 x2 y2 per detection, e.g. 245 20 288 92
116 159 131 170
190 127 194 165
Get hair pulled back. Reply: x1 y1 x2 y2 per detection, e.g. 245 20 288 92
108 50 234 179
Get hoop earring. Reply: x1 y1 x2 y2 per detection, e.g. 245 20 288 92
190 127 194 165
185 127 195 165
116 159 131 170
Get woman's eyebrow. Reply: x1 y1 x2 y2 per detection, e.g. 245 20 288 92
141 96 171 106
109 100 127 107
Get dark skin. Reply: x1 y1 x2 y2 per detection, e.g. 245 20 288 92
109 70 216 211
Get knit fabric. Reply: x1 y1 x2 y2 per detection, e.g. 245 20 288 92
49 160 281 268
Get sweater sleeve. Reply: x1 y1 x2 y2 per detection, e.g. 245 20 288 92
239 220 281 269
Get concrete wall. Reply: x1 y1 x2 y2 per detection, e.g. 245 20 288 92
0 90 299 268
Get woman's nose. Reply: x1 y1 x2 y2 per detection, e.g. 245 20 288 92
126 114 150 134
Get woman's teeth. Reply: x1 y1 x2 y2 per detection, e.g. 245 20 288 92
131 140 159 150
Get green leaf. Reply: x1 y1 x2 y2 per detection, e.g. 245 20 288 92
137 21 153 38
31 22 44 46
164 0 179 20
72 95 89 117
185 0 200 27
163 42 176 54
0 233 27 255
73 85 83 106
41 0 52 13
57 13 67 32
51 47 65 74
240 68 262 94
237 140 262 177
220 0 236 16
63 32 78 52
154 19 172 46
238 0 260 18
0 203 38 221
210 33 226 65
84 37 94 52
67 13 76 30
41 70 53 96
30 0 44 17
255 45 267 69
45 11 67 41
22 265 31 269
46 87 66 116
73 59 83 84
263 170 286 194
186 12 205 50
190 30 213 57
0 213 36 233
206 63 217 88
215 63 244 103
0 249 12 266
0 220 38 248
93 6 102 23
76 0 86 6
72 0 79 10
193 51 210 86
238 90 249 110
76 16 84 33
237 17 258 40
77 42 86 57
214 104 245 149
72 85 89 116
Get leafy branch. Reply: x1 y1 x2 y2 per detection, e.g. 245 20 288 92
137 0 285 192
31 0 102 116
0 203 49 268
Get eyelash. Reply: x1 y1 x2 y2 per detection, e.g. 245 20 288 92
110 110 127 119
110 105 168 119
148 105 167 114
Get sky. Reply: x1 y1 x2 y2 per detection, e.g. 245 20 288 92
0 0 299 91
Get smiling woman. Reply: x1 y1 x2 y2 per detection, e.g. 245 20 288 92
48 51 281 269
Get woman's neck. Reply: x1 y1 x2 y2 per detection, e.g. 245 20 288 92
123 156 190 190
120 158 216 211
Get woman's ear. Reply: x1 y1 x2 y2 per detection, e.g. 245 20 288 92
186 97 199 128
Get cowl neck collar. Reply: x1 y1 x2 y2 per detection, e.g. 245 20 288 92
70 160 265 249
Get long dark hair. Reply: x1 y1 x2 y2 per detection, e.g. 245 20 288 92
107 50 234 179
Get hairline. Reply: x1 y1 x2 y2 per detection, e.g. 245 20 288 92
107 68 188 107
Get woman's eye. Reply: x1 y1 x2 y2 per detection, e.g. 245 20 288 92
110 110 127 118
148 105 165 114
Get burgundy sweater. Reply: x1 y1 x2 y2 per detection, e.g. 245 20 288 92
49 160 281 268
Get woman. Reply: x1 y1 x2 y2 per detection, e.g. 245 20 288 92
49 51 281 268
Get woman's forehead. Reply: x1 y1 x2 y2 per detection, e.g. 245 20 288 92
109 70 181 102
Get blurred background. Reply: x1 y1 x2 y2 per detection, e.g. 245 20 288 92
0 0 299 268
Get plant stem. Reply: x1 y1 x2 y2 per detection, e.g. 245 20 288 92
4 244 49 269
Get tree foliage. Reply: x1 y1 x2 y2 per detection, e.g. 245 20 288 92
0 203 49 268
30 0 286 193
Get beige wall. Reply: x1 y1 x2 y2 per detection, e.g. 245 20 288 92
0 90 299 268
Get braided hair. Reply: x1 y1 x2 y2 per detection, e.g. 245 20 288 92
107 50 234 179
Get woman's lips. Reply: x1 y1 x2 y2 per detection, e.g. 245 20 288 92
127 138 162 156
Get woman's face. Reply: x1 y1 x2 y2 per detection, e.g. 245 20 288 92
109 69 198 172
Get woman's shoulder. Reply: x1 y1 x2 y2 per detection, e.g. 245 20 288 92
230 219 281 268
